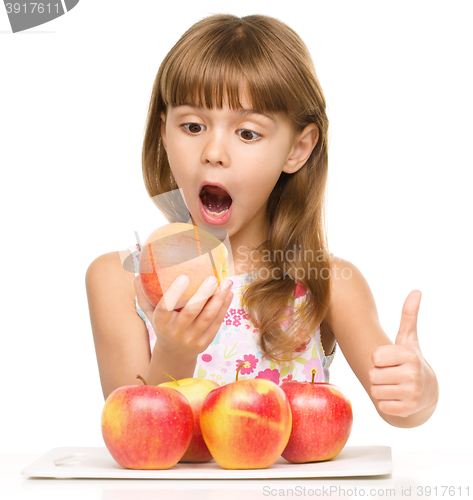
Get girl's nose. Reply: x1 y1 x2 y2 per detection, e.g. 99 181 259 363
201 132 230 167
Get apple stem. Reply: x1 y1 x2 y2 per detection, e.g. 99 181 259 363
136 374 147 385
236 362 245 382
164 373 180 386
311 369 316 384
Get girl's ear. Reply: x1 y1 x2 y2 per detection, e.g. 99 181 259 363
283 124 319 174
160 112 167 152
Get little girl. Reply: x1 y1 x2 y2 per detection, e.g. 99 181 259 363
86 13 438 428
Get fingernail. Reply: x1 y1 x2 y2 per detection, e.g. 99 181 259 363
204 276 218 286
177 274 189 285
221 279 233 290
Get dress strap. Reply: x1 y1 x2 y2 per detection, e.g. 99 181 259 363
126 242 141 275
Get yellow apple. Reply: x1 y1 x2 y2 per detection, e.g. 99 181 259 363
159 376 219 462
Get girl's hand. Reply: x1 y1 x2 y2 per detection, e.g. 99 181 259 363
133 274 234 361
369 290 439 418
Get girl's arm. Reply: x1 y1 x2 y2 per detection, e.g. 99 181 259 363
85 252 197 401
324 257 439 428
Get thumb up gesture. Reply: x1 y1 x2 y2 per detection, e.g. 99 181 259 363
369 290 438 418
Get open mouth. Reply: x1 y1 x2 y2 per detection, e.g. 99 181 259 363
199 185 233 217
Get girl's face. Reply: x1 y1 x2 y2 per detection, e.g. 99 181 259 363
160 89 317 250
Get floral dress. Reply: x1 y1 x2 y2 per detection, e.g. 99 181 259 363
127 242 336 386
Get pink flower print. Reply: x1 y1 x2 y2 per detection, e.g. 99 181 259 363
224 307 243 327
301 357 324 382
235 354 259 375
282 374 296 384
238 308 250 320
294 282 306 299
198 349 222 372
256 368 280 385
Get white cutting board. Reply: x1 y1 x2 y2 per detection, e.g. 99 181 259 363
21 445 392 479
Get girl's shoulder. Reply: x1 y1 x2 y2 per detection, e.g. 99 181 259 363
324 254 360 314
86 250 137 306
327 254 368 291
323 254 381 336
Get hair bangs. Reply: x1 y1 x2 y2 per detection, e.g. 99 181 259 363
160 23 297 118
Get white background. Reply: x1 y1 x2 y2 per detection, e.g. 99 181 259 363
1 0 472 455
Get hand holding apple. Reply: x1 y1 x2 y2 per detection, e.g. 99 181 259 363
280 373 353 463
134 269 234 363
158 375 219 462
369 290 439 418
101 375 194 470
200 363 292 470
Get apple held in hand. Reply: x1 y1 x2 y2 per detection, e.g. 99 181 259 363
200 364 292 470
280 374 353 463
101 375 194 470
158 375 219 462
138 223 228 311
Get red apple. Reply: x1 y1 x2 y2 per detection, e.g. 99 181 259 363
158 376 219 462
101 375 194 470
138 223 228 311
280 376 353 463
199 364 292 469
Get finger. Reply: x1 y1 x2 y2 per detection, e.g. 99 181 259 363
370 383 403 401
158 274 191 313
180 276 220 314
171 277 230 336
369 365 402 385
371 344 411 367
133 276 154 318
199 288 234 346
377 400 413 418
395 289 421 346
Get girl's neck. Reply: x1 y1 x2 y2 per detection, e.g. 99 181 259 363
188 214 269 278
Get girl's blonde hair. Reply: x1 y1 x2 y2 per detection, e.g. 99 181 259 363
142 13 332 362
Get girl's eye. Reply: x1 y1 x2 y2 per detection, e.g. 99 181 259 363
183 123 206 134
237 129 261 142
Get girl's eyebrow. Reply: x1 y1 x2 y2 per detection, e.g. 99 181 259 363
177 103 276 123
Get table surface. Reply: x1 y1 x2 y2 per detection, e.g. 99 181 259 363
2 450 472 500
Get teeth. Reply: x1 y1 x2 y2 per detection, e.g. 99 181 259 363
203 204 229 217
